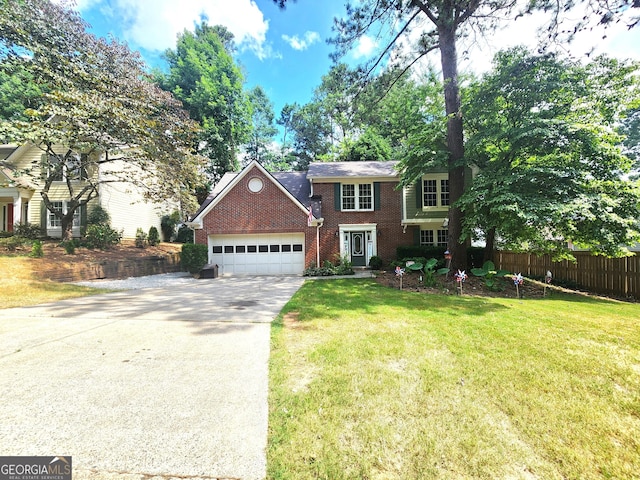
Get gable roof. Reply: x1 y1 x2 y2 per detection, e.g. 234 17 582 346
190 160 316 226
307 161 399 180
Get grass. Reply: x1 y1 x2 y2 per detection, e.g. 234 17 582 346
0 256 109 308
268 279 640 480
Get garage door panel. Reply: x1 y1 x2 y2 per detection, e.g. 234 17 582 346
208 233 305 275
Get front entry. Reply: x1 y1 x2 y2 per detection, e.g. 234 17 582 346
350 231 366 266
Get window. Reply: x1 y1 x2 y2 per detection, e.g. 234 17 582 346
212 246 223 253
421 175 449 208
47 201 81 228
342 183 373 211
47 153 88 181
437 229 449 247
224 246 233 253
420 230 434 245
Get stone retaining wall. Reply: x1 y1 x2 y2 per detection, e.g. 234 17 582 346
39 253 182 283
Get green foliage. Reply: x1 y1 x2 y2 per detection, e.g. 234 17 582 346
160 211 181 242
303 255 354 276
368 255 383 270
148 226 160 246
88 205 111 226
13 223 44 240
406 258 450 287
397 245 447 261
29 239 43 258
61 240 76 254
340 128 392 162
246 85 278 165
135 228 148 248
0 60 44 122
83 224 122 250
0 236 28 252
176 225 194 244
159 23 250 183
181 243 208 274
460 48 640 259
471 260 510 290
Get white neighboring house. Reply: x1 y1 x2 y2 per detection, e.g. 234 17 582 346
0 142 176 239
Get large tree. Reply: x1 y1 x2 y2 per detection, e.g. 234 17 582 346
0 0 204 240
245 85 278 166
460 48 640 260
160 23 251 183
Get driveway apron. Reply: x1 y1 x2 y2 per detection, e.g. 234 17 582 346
0 275 304 480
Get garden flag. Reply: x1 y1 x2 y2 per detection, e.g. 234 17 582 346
307 204 313 227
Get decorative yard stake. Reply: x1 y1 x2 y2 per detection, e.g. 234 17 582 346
544 270 553 297
395 266 405 290
455 269 467 295
513 273 524 298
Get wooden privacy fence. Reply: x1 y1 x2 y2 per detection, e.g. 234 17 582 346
494 251 640 300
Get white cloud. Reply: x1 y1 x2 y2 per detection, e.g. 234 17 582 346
281 31 321 51
85 0 271 58
353 35 378 59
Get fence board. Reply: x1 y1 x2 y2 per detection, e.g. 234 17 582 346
494 251 639 300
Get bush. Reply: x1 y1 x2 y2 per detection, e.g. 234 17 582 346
397 245 447 261
368 255 383 270
0 236 28 252
176 224 194 243
160 211 181 242
61 240 76 254
181 243 208 274
29 240 44 258
13 223 44 239
135 228 148 248
303 256 354 277
88 205 111 225
84 224 122 250
148 226 160 246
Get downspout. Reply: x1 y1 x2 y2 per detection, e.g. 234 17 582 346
316 220 323 267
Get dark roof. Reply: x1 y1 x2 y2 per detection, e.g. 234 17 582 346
307 161 399 179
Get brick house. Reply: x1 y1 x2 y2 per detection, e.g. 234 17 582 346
189 160 450 275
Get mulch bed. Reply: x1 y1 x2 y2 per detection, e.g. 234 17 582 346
372 270 551 299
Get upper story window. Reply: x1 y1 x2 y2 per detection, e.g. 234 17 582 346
342 183 373 211
421 175 449 208
47 153 89 182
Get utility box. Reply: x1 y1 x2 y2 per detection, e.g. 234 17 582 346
200 263 219 279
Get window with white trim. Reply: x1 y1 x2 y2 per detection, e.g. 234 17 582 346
47 201 81 228
420 229 449 247
342 183 373 211
47 153 89 182
421 174 449 208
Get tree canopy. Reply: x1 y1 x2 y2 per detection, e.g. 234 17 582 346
0 0 205 240
460 48 640 259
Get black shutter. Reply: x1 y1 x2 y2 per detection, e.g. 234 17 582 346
415 180 422 209
373 182 380 211
334 183 341 211
413 227 420 245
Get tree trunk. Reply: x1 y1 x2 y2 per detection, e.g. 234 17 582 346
484 227 496 263
438 23 467 271
60 214 74 242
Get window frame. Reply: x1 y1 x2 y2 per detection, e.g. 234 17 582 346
421 174 450 210
47 153 89 182
341 182 374 212
46 201 82 228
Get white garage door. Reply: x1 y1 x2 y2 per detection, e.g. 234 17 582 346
208 233 305 275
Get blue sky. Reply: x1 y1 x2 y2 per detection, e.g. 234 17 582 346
73 0 640 123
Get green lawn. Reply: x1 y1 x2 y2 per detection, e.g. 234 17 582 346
268 279 640 480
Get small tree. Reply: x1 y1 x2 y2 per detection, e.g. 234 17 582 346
148 226 160 246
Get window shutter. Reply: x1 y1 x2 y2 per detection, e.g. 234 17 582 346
40 154 47 180
413 227 420 245
334 183 341 211
415 180 422 209
373 182 381 211
80 204 87 228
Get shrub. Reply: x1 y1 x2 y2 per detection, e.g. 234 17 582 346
88 205 111 225
368 255 383 270
181 243 208 274
29 240 44 258
135 228 148 248
397 245 447 261
84 224 122 250
61 240 76 254
160 211 181 242
303 256 354 276
176 224 194 243
14 223 44 239
148 226 160 246
0 235 28 252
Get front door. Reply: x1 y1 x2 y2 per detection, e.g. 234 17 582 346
350 231 366 266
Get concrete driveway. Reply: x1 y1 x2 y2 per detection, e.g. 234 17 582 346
0 275 304 480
